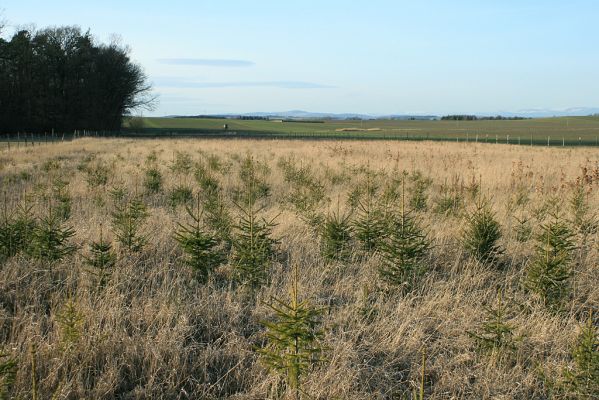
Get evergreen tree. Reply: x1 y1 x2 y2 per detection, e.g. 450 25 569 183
259 267 325 398
467 291 518 355
320 209 353 262
28 205 77 263
0 349 16 400
55 298 84 351
379 192 429 290
0 201 36 261
231 186 277 287
174 195 224 283
462 198 503 265
111 195 148 252
84 226 117 288
525 213 576 308
563 312 599 398
353 174 387 253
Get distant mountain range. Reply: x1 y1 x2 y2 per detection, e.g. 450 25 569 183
165 107 599 120
492 107 599 118
167 110 438 120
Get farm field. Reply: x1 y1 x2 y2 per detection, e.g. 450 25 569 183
0 138 598 399
120 116 599 145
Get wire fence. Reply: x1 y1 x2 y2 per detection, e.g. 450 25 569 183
2 128 599 150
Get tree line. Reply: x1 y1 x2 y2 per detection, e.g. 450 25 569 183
0 25 154 134
441 115 530 121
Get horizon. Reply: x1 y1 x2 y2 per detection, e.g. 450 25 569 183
2 1 599 117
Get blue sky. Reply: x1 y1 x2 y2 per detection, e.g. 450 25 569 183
2 1 599 116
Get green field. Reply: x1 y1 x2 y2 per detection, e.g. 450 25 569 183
123 115 599 145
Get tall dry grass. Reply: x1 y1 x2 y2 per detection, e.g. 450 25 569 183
0 138 597 399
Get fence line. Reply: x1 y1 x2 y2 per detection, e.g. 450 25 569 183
2 129 599 150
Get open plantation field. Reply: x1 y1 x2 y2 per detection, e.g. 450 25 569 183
0 138 598 399
118 116 599 146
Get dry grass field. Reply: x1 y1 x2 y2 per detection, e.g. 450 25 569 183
0 138 598 399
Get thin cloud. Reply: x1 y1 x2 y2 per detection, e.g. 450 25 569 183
157 58 254 67
153 78 335 89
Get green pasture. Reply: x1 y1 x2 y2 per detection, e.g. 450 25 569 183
124 116 599 145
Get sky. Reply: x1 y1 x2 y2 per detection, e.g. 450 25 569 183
2 1 599 116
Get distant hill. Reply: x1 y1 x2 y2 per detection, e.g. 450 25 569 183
164 107 599 120
494 107 599 118
166 110 439 120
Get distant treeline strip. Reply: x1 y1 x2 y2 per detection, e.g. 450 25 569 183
441 115 530 121
0 25 154 133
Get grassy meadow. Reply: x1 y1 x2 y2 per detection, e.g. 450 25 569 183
0 138 598 399
119 116 599 145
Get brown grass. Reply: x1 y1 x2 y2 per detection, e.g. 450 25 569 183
1 138 597 399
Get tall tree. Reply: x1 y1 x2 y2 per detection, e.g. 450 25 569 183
0 25 155 133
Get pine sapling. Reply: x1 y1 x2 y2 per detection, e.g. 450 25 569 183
379 186 430 290
28 204 77 264
563 311 599 397
174 194 224 283
0 350 16 400
203 190 233 252
55 297 84 351
409 171 432 212
111 195 149 252
513 214 533 243
569 183 597 242
168 184 193 208
51 178 72 221
0 200 36 261
353 173 387 253
320 208 353 262
525 213 576 308
143 167 163 193
462 197 503 265
259 266 325 398
231 183 278 287
467 291 519 355
84 225 116 288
